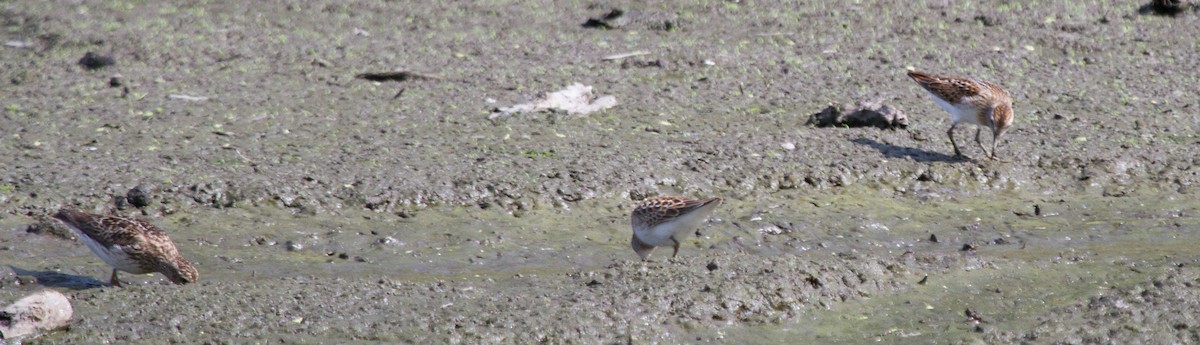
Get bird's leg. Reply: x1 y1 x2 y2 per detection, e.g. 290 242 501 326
947 123 963 157
110 269 122 287
671 238 681 258
975 127 990 158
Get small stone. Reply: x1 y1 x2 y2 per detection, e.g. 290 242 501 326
78 52 115 70
285 241 303 251
378 236 399 245
126 185 153 208
706 261 719 271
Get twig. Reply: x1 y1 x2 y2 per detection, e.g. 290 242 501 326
602 51 651 60
356 70 443 82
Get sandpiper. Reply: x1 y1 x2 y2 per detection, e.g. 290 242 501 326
631 196 722 260
52 208 198 286
907 70 1014 160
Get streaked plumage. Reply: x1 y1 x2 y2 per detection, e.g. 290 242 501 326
52 208 198 286
630 196 722 260
908 70 1014 159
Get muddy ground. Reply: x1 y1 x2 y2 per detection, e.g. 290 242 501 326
2 0 1199 344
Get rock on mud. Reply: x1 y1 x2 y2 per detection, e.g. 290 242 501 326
77 52 115 70
491 83 617 118
582 9 680 31
0 290 73 340
1140 0 1195 15
126 184 154 208
807 100 908 129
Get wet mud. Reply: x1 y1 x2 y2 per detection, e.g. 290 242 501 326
2 0 1199 343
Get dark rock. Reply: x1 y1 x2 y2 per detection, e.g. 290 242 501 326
966 308 984 323
126 185 153 208
78 52 115 70
583 9 625 29
1140 0 1191 15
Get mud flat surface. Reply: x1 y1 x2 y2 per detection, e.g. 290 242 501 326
2 0 1199 344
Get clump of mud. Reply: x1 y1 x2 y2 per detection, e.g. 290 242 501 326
582 8 681 31
807 100 909 130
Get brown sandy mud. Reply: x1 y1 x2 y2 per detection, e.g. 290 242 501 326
2 0 1199 343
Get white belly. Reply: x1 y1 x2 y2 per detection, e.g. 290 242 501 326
65 226 151 274
636 209 715 246
926 90 981 125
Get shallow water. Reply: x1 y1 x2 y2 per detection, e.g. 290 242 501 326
3 191 1197 343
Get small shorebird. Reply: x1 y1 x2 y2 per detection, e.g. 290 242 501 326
631 196 722 260
52 208 198 286
907 70 1014 160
